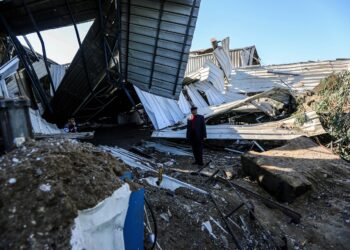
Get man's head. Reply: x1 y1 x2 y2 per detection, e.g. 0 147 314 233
191 106 198 115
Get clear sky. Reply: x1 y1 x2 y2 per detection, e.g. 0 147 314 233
19 0 350 65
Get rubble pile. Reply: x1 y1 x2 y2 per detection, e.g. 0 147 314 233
0 139 125 249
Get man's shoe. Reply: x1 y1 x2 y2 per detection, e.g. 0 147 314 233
192 162 198 165
198 162 204 166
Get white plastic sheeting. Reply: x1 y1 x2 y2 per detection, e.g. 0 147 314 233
70 183 131 250
134 86 185 130
0 57 19 98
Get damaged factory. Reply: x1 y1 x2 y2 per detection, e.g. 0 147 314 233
0 0 349 249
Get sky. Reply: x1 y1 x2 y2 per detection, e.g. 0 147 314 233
19 0 350 65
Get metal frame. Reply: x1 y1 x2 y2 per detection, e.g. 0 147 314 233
0 14 53 115
65 0 95 94
148 0 165 89
173 0 197 95
23 0 56 95
68 0 136 121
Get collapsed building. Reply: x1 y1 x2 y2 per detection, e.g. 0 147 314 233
0 0 350 249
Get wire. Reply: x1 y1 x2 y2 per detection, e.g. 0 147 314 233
144 197 158 250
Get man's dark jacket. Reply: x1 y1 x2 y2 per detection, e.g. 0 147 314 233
186 115 207 140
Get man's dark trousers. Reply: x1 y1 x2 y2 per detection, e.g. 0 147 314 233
187 115 207 165
191 138 203 164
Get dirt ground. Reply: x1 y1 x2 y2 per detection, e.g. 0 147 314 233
1 135 349 250
135 139 350 250
0 139 125 249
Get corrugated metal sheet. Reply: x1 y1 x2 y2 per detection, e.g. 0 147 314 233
198 61 225 92
49 64 66 92
134 85 185 129
185 46 259 76
0 57 19 98
7 59 65 98
136 56 248 130
29 109 62 135
213 46 232 79
121 0 201 99
179 87 290 124
0 0 98 35
32 59 49 79
50 0 119 123
229 59 350 94
178 91 191 114
186 53 214 76
193 81 225 105
185 84 208 108
6 76 20 97
152 111 325 140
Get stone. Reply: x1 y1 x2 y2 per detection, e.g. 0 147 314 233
241 137 349 202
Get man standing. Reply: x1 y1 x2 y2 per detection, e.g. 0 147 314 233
186 106 207 166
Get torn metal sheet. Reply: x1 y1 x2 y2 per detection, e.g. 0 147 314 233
240 46 256 66
143 175 206 194
181 87 291 124
29 108 62 135
229 59 350 94
31 60 48 80
178 91 191 114
134 86 185 130
201 221 217 239
213 47 232 80
0 57 19 98
49 64 66 93
30 109 94 139
50 0 120 123
199 61 225 93
0 1 98 35
185 84 208 108
185 45 260 76
121 0 202 99
142 141 192 156
152 111 325 140
193 81 226 106
137 76 283 130
100 145 207 194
